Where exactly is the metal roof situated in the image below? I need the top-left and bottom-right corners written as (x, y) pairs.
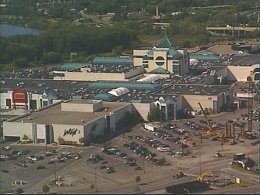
top-left (89, 81), bottom-right (160, 91)
top-left (55, 63), bottom-right (87, 71)
top-left (93, 93), bottom-right (118, 101)
top-left (92, 56), bottom-right (133, 65)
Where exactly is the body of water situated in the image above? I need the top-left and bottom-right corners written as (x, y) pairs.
top-left (0, 24), bottom-right (44, 37)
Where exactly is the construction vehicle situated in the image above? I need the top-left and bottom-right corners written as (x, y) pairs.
top-left (198, 103), bottom-right (215, 138)
top-left (197, 170), bottom-right (215, 182)
top-left (198, 103), bottom-right (224, 140)
top-left (175, 170), bottom-right (185, 179)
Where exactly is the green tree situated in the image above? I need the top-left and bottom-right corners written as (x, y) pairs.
top-left (13, 57), bottom-right (29, 68)
top-left (41, 51), bottom-right (61, 64)
top-left (42, 184), bottom-right (49, 194)
top-left (134, 175), bottom-right (141, 191)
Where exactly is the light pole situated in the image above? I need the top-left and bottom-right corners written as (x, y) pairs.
top-left (95, 167), bottom-right (97, 193)
top-left (53, 161), bottom-right (57, 185)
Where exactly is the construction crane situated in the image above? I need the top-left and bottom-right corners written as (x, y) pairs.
top-left (198, 103), bottom-right (224, 140)
top-left (198, 103), bottom-right (215, 138)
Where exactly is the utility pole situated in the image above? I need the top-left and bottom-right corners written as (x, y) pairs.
top-left (199, 146), bottom-right (202, 175)
top-left (143, 155), bottom-right (145, 174)
top-left (53, 161), bottom-right (57, 184)
top-left (95, 167), bottom-right (97, 193)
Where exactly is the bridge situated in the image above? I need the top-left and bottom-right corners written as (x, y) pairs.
top-left (206, 26), bottom-right (259, 37)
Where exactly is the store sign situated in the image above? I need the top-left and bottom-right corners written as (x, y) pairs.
top-left (63, 128), bottom-right (80, 137)
top-left (12, 88), bottom-right (28, 104)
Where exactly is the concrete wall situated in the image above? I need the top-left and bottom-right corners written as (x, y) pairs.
top-left (0, 92), bottom-right (11, 109)
top-left (3, 121), bottom-right (33, 139)
top-left (132, 102), bottom-right (150, 121)
top-left (125, 67), bottom-right (144, 79)
top-left (227, 64), bottom-right (260, 81)
top-left (54, 72), bottom-right (126, 81)
top-left (61, 101), bottom-right (102, 113)
top-left (112, 103), bottom-right (133, 130)
top-left (133, 49), bottom-right (149, 66)
top-left (183, 95), bottom-right (217, 112)
top-left (52, 124), bottom-right (84, 144)
top-left (36, 124), bottom-right (46, 140)
top-left (84, 117), bottom-right (106, 139)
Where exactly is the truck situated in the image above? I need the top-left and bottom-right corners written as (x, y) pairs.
top-left (144, 123), bottom-right (158, 132)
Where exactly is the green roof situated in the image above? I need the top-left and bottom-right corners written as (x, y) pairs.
top-left (190, 51), bottom-right (220, 61)
top-left (94, 93), bottom-right (117, 101)
top-left (55, 63), bottom-right (87, 71)
top-left (155, 33), bottom-right (172, 48)
top-left (149, 67), bottom-right (168, 74)
top-left (92, 56), bottom-right (133, 65)
top-left (89, 81), bottom-right (160, 91)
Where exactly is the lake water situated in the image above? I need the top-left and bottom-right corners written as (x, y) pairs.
top-left (0, 24), bottom-right (44, 37)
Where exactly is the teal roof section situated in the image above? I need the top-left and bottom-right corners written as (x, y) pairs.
top-left (149, 67), bottom-right (168, 74)
top-left (94, 93), bottom-right (118, 101)
top-left (89, 81), bottom-right (160, 91)
top-left (55, 63), bottom-right (87, 71)
top-left (190, 50), bottom-right (220, 61)
top-left (155, 33), bottom-right (172, 48)
top-left (92, 56), bottom-right (133, 65)
top-left (168, 48), bottom-right (182, 59)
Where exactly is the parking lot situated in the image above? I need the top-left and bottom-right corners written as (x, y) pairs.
top-left (0, 105), bottom-right (259, 194)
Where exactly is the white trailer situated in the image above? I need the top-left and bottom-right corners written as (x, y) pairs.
top-left (144, 123), bottom-right (158, 132)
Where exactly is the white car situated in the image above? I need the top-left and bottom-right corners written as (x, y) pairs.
top-left (157, 146), bottom-right (170, 152)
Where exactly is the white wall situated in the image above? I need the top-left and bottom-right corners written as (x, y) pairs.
top-left (0, 92), bottom-right (11, 109)
top-left (227, 64), bottom-right (260, 81)
top-left (54, 72), bottom-right (126, 81)
top-left (3, 121), bottom-right (33, 139)
top-left (132, 102), bottom-right (150, 121)
top-left (36, 124), bottom-right (46, 140)
top-left (52, 124), bottom-right (84, 144)
top-left (183, 95), bottom-right (217, 112)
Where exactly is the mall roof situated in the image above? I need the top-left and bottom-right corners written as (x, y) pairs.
top-left (54, 63), bottom-right (87, 72)
top-left (190, 50), bottom-right (220, 61)
top-left (14, 101), bottom-right (128, 125)
top-left (156, 84), bottom-right (230, 96)
top-left (89, 81), bottom-right (160, 91)
top-left (93, 93), bottom-right (118, 101)
top-left (92, 56), bottom-right (133, 65)
top-left (229, 54), bottom-right (260, 66)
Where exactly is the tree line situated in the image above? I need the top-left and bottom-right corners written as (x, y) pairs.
top-left (0, 26), bottom-right (137, 69)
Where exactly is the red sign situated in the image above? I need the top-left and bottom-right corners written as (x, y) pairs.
top-left (12, 88), bottom-right (28, 104)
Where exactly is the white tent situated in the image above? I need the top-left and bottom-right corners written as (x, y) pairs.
top-left (190, 58), bottom-right (199, 65)
top-left (108, 87), bottom-right (130, 97)
top-left (137, 74), bottom-right (161, 82)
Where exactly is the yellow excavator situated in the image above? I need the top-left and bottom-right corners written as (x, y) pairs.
top-left (197, 170), bottom-right (216, 182)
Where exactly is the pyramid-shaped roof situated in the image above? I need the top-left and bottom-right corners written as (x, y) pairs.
top-left (155, 33), bottom-right (172, 48)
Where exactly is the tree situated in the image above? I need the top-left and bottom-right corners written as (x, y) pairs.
top-left (13, 57), bottom-right (29, 68)
top-left (42, 184), bottom-right (49, 194)
top-left (134, 175), bottom-right (141, 191)
top-left (41, 51), bottom-right (61, 64)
